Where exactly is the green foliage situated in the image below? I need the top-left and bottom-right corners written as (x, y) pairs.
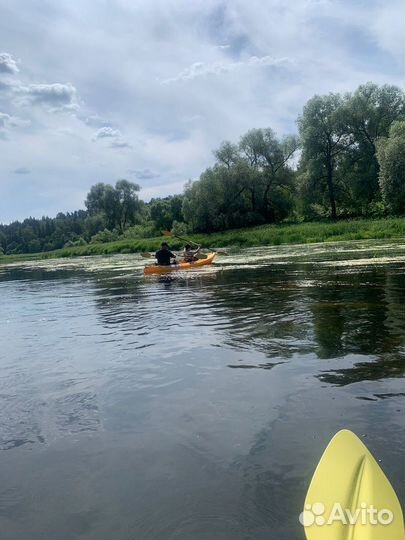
top-left (84, 213), bottom-right (107, 238)
top-left (115, 179), bottom-right (143, 231)
top-left (1, 218), bottom-right (403, 265)
top-left (339, 83), bottom-right (405, 206)
top-left (297, 84), bottom-right (404, 219)
top-left (123, 221), bottom-right (158, 239)
top-left (0, 211), bottom-right (88, 254)
top-left (183, 128), bottom-right (298, 232)
top-left (90, 229), bottom-right (120, 244)
top-left (298, 93), bottom-right (352, 219)
top-left (64, 237), bottom-right (88, 248)
top-left (85, 179), bottom-right (142, 232)
top-left (366, 201), bottom-right (389, 219)
top-left (376, 121), bottom-right (405, 214)
top-left (149, 195), bottom-right (184, 231)
top-left (171, 220), bottom-right (188, 236)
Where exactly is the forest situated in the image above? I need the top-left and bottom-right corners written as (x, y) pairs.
top-left (1, 82), bottom-right (404, 256)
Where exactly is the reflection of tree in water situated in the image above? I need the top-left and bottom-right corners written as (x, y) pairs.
top-left (205, 265), bottom-right (315, 360)
top-left (310, 267), bottom-right (405, 384)
top-left (91, 270), bottom-right (219, 331)
top-left (311, 269), bottom-right (404, 357)
top-left (91, 274), bottom-right (145, 316)
top-left (89, 262), bottom-right (405, 385)
top-left (318, 356), bottom-right (405, 386)
top-left (207, 264), bottom-right (403, 361)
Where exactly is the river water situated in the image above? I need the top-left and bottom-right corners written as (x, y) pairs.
top-left (0, 239), bottom-right (404, 540)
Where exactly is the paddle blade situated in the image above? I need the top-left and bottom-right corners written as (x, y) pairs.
top-left (140, 252), bottom-right (152, 258)
top-left (302, 430), bottom-right (404, 540)
top-left (161, 230), bottom-right (173, 237)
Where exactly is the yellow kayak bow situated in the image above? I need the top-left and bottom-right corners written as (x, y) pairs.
top-left (303, 430), bottom-right (404, 540)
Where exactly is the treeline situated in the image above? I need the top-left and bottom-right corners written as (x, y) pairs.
top-left (0, 181), bottom-right (185, 254)
top-left (183, 82), bottom-right (404, 231)
top-left (1, 82), bottom-right (404, 255)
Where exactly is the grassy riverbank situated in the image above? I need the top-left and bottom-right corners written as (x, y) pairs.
top-left (1, 218), bottom-right (403, 264)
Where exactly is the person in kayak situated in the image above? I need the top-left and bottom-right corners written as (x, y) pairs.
top-left (183, 243), bottom-right (201, 262)
top-left (155, 242), bottom-right (176, 265)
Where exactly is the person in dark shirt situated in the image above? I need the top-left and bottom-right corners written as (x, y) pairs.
top-left (155, 242), bottom-right (176, 265)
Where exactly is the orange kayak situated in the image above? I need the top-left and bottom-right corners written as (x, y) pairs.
top-left (144, 252), bottom-right (216, 275)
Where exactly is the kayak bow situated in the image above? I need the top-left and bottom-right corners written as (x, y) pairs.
top-left (303, 430), bottom-right (404, 540)
top-left (144, 252), bottom-right (216, 275)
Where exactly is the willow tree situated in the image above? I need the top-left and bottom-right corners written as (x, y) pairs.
top-left (85, 180), bottom-right (142, 232)
top-left (298, 94), bottom-right (353, 219)
top-left (239, 128), bottom-right (298, 221)
top-left (340, 83), bottom-right (405, 207)
top-left (376, 121), bottom-right (405, 214)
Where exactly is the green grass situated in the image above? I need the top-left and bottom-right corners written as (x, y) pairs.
top-left (0, 218), bottom-right (403, 264)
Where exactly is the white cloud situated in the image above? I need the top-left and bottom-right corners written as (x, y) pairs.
top-left (0, 52), bottom-right (19, 74)
top-left (93, 126), bottom-right (121, 139)
top-left (0, 111), bottom-right (28, 139)
top-left (20, 82), bottom-right (78, 111)
top-left (110, 139), bottom-right (131, 149)
top-left (92, 126), bottom-right (131, 148)
top-left (13, 167), bottom-right (31, 174)
top-left (162, 55), bottom-right (291, 83)
top-left (83, 114), bottom-right (112, 128)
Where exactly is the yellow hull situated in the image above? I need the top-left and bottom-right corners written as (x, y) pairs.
top-left (144, 252), bottom-right (216, 275)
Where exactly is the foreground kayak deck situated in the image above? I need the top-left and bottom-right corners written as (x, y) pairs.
top-left (144, 252), bottom-right (216, 274)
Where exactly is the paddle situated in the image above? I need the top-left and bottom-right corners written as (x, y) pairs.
top-left (140, 251), bottom-right (207, 260)
top-left (302, 429), bottom-right (404, 540)
top-left (161, 229), bottom-right (201, 248)
top-left (161, 230), bottom-right (228, 256)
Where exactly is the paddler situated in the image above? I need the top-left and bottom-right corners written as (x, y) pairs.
top-left (183, 243), bottom-right (201, 262)
top-left (155, 242), bottom-right (176, 265)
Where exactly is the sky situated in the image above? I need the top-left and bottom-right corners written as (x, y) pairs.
top-left (0, 0), bottom-right (403, 223)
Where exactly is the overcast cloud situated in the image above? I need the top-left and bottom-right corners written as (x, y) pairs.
top-left (0, 0), bottom-right (403, 222)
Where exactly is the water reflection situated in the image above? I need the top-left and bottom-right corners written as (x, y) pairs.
top-left (318, 356), bottom-right (405, 386)
top-left (87, 259), bottom-right (405, 385)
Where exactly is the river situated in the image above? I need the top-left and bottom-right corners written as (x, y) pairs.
top-left (0, 239), bottom-right (404, 540)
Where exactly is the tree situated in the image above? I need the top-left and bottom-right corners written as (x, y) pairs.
top-left (149, 195), bottom-right (184, 231)
top-left (0, 230), bottom-right (6, 254)
top-left (341, 83), bottom-right (405, 207)
top-left (85, 183), bottom-right (119, 230)
top-left (298, 94), bottom-right (353, 219)
top-left (239, 128), bottom-right (298, 221)
top-left (182, 128), bottom-right (297, 232)
top-left (344, 83), bottom-right (404, 151)
top-left (182, 170), bottom-right (230, 232)
top-left (84, 213), bottom-right (107, 239)
top-left (214, 141), bottom-right (240, 169)
top-left (85, 180), bottom-right (142, 232)
top-left (376, 121), bottom-right (405, 214)
top-left (115, 179), bottom-right (141, 232)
